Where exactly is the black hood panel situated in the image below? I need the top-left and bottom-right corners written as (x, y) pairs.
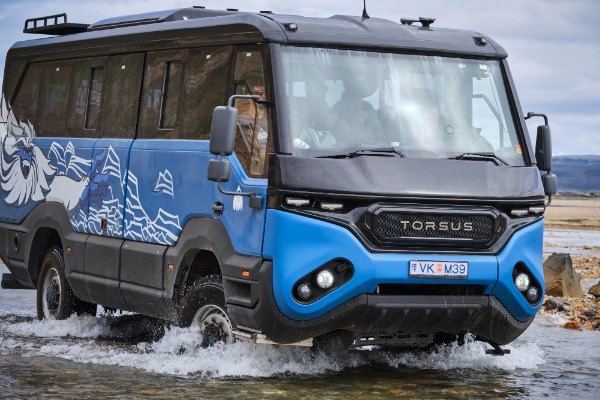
top-left (273, 155), bottom-right (544, 200)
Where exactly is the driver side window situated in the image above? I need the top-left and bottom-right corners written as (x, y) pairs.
top-left (233, 49), bottom-right (272, 178)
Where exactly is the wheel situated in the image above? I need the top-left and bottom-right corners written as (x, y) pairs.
top-left (36, 246), bottom-right (97, 320)
top-left (178, 275), bottom-right (235, 347)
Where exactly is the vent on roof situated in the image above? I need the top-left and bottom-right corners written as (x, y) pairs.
top-left (23, 13), bottom-right (89, 35)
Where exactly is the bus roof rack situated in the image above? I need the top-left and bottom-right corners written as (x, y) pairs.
top-left (24, 13), bottom-right (89, 35)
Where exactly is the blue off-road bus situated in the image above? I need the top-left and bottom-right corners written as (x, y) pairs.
top-left (0, 7), bottom-right (556, 352)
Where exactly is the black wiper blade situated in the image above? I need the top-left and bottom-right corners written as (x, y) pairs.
top-left (448, 152), bottom-right (508, 166)
top-left (317, 147), bottom-right (405, 159)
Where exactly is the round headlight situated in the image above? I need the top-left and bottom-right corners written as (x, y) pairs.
top-left (514, 273), bottom-right (530, 292)
top-left (526, 286), bottom-right (540, 303)
top-left (297, 284), bottom-right (312, 300)
top-left (316, 270), bottom-right (335, 289)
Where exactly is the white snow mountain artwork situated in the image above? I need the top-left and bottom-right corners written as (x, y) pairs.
top-left (0, 96), bottom-right (181, 245)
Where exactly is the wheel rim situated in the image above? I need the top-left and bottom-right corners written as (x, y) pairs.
top-left (42, 267), bottom-right (61, 319)
top-left (191, 304), bottom-right (233, 347)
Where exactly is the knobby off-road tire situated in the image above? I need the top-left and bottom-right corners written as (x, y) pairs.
top-left (178, 275), bottom-right (235, 347)
top-left (36, 246), bottom-right (97, 320)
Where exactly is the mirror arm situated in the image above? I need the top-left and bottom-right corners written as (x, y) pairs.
top-left (525, 112), bottom-right (548, 125)
top-left (217, 180), bottom-right (263, 209)
top-left (227, 94), bottom-right (260, 108)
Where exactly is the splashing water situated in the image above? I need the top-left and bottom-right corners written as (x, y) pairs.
top-left (0, 311), bottom-right (545, 379)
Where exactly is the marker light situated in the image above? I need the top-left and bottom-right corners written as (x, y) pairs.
top-left (528, 206), bottom-right (545, 214)
top-left (514, 273), bottom-right (530, 292)
top-left (319, 202), bottom-right (343, 211)
top-left (510, 209), bottom-right (529, 217)
top-left (316, 270), bottom-right (335, 289)
top-left (285, 197), bottom-right (310, 207)
top-left (297, 284), bottom-right (312, 300)
top-left (526, 286), bottom-right (540, 303)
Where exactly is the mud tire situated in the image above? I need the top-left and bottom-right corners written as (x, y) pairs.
top-left (178, 275), bottom-right (235, 347)
top-left (36, 246), bottom-right (97, 320)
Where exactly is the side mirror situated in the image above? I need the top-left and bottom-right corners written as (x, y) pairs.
top-left (207, 158), bottom-right (231, 182)
top-left (535, 124), bottom-right (552, 172)
top-left (209, 106), bottom-right (237, 156)
top-left (541, 173), bottom-right (557, 196)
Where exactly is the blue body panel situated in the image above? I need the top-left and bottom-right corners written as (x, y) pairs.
top-left (217, 153), bottom-right (268, 256)
top-left (0, 132), bottom-right (267, 255)
top-left (89, 139), bottom-right (133, 237)
top-left (263, 209), bottom-right (544, 322)
top-left (126, 140), bottom-right (267, 253)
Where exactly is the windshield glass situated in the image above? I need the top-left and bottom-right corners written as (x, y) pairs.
top-left (280, 46), bottom-right (526, 166)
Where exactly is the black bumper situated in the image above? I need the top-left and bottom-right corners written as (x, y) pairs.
top-left (225, 261), bottom-right (533, 345)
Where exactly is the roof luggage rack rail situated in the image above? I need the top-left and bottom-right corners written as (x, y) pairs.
top-left (24, 13), bottom-right (89, 35)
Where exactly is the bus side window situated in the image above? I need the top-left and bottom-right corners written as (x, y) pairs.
top-left (180, 46), bottom-right (231, 140)
top-left (38, 63), bottom-right (72, 137)
top-left (138, 51), bottom-right (185, 139)
top-left (67, 59), bottom-right (106, 138)
top-left (101, 53), bottom-right (144, 139)
top-left (9, 63), bottom-right (42, 134)
top-left (232, 49), bottom-right (272, 178)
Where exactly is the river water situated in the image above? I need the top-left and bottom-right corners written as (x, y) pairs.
top-left (1, 230), bottom-right (599, 399)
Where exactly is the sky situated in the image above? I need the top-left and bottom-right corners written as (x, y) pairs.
top-left (0, 0), bottom-right (598, 156)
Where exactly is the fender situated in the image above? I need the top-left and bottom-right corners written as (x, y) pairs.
top-left (163, 217), bottom-right (263, 305)
top-left (0, 201), bottom-right (87, 292)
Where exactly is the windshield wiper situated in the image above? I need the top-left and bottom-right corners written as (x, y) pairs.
top-left (447, 152), bottom-right (509, 166)
top-left (317, 147), bottom-right (405, 159)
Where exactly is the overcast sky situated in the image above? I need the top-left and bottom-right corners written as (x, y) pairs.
top-left (0, 0), bottom-right (598, 156)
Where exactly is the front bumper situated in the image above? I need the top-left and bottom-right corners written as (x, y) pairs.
top-left (226, 261), bottom-right (534, 345)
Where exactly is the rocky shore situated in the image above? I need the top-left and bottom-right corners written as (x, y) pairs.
top-left (540, 253), bottom-right (600, 331)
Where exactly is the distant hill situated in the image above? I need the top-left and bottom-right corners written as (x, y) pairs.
top-left (551, 155), bottom-right (600, 191)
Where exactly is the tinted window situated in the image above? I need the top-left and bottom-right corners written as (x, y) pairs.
top-left (10, 63), bottom-right (42, 133)
top-left (38, 63), bottom-right (72, 137)
top-left (67, 59), bottom-right (106, 138)
top-left (233, 49), bottom-right (272, 178)
top-left (139, 51), bottom-right (185, 139)
top-left (85, 67), bottom-right (105, 130)
top-left (101, 53), bottom-right (144, 139)
top-left (160, 61), bottom-right (182, 129)
top-left (4, 59), bottom-right (26, 106)
top-left (180, 46), bottom-right (231, 140)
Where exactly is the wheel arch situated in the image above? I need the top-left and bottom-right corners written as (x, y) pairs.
top-left (20, 202), bottom-right (74, 286)
top-left (164, 217), bottom-right (263, 306)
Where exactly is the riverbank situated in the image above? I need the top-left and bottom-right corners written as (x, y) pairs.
top-left (544, 197), bottom-right (600, 231)
top-left (542, 197), bottom-right (600, 330)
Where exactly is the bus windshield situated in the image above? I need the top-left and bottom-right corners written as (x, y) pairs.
top-left (281, 46), bottom-right (526, 166)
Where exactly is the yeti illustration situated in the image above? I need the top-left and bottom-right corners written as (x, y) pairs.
top-left (0, 96), bottom-right (106, 213)
top-left (1, 136), bottom-right (55, 207)
top-left (1, 98), bottom-right (55, 207)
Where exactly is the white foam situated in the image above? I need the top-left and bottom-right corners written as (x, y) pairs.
top-left (369, 338), bottom-right (545, 371)
top-left (1, 314), bottom-right (109, 338)
top-left (0, 312), bottom-right (547, 378)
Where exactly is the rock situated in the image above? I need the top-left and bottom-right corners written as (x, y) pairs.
top-left (563, 320), bottom-right (581, 330)
top-left (543, 253), bottom-right (583, 298)
top-left (589, 281), bottom-right (600, 297)
top-left (544, 297), bottom-right (566, 311)
top-left (583, 309), bottom-right (597, 318)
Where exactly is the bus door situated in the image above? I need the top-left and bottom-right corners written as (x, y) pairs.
top-left (83, 54), bottom-right (143, 309)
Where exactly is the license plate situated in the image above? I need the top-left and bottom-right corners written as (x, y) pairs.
top-left (409, 260), bottom-right (468, 279)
